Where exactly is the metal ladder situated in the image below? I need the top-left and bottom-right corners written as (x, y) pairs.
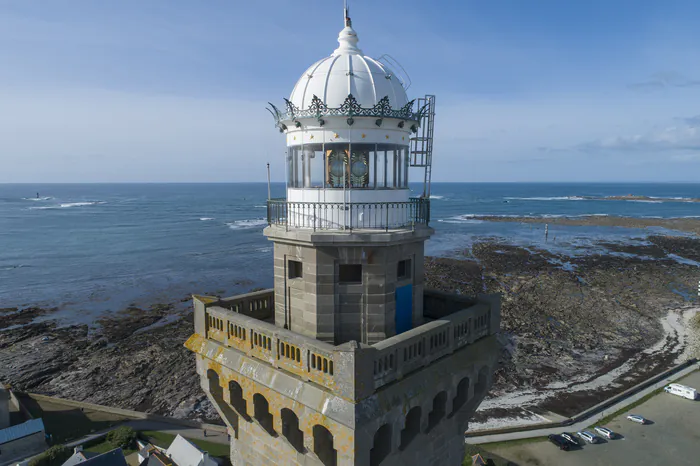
top-left (409, 95), bottom-right (435, 198)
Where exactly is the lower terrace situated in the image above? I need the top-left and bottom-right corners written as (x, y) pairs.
top-left (189, 288), bottom-right (499, 402)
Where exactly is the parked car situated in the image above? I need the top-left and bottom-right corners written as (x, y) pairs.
top-left (560, 432), bottom-right (579, 446)
top-left (594, 426), bottom-right (616, 439)
top-left (548, 434), bottom-right (571, 451)
top-left (664, 383), bottom-right (698, 400)
top-left (626, 414), bottom-right (647, 424)
top-left (577, 431), bottom-right (598, 444)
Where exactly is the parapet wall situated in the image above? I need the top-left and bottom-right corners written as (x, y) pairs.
top-left (190, 289), bottom-right (500, 402)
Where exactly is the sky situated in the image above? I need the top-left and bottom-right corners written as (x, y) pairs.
top-left (1, 0), bottom-right (700, 183)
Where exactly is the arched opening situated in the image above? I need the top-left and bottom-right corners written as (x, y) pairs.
top-left (253, 393), bottom-right (275, 436)
top-left (281, 408), bottom-right (304, 453)
top-left (206, 369), bottom-right (238, 438)
top-left (474, 366), bottom-right (489, 398)
top-left (399, 406), bottom-right (421, 450)
top-left (450, 377), bottom-right (470, 416)
top-left (229, 380), bottom-right (250, 421)
top-left (206, 369), bottom-right (223, 400)
top-left (313, 425), bottom-right (337, 466)
top-left (427, 391), bottom-right (447, 431)
top-left (369, 424), bottom-right (392, 466)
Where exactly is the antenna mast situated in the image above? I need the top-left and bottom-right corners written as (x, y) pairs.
top-left (344, 0), bottom-right (351, 27)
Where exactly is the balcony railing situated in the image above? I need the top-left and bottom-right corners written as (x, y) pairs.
top-left (266, 198), bottom-right (430, 231)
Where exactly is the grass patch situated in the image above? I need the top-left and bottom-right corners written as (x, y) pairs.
top-left (19, 395), bottom-right (129, 444)
top-left (588, 387), bottom-right (663, 428)
top-left (83, 439), bottom-right (137, 455)
top-left (476, 436), bottom-right (548, 450)
top-left (139, 431), bottom-right (229, 457)
top-left (464, 437), bottom-right (547, 466)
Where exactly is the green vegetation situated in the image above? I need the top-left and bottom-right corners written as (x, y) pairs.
top-left (464, 443), bottom-right (518, 466)
top-left (589, 388), bottom-right (663, 428)
top-left (465, 437), bottom-right (547, 465)
top-left (83, 439), bottom-right (137, 455)
top-left (20, 395), bottom-right (128, 443)
top-left (140, 430), bottom-right (230, 457)
top-left (28, 445), bottom-right (71, 466)
top-left (106, 426), bottom-right (136, 450)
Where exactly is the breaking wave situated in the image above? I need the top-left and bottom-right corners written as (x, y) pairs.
top-left (29, 201), bottom-right (105, 210)
top-left (504, 196), bottom-right (586, 201)
top-left (225, 219), bottom-right (268, 230)
top-left (199, 217), bottom-right (215, 221)
top-left (22, 196), bottom-right (53, 201)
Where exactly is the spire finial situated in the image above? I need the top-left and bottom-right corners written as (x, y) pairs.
top-left (344, 0), bottom-right (352, 27)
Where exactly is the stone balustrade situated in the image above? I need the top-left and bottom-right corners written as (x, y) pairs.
top-left (371, 301), bottom-right (494, 388)
top-left (197, 290), bottom-right (499, 400)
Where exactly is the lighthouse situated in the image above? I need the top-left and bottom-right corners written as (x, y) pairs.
top-left (186, 6), bottom-right (501, 465)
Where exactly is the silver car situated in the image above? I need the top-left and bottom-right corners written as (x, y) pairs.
top-left (577, 431), bottom-right (597, 444)
top-left (626, 414), bottom-right (647, 424)
top-left (594, 426), bottom-right (615, 439)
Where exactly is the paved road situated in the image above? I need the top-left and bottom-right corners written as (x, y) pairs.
top-left (484, 370), bottom-right (700, 465)
top-left (465, 363), bottom-right (699, 444)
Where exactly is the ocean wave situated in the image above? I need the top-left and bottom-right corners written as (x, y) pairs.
top-left (1, 264), bottom-right (29, 271)
top-left (457, 213), bottom-right (610, 220)
top-left (429, 195), bottom-right (445, 200)
top-left (199, 217), bottom-right (215, 221)
top-left (504, 196), bottom-right (586, 201)
top-left (29, 201), bottom-right (105, 210)
top-left (254, 205), bottom-right (267, 208)
top-left (438, 216), bottom-right (485, 224)
top-left (22, 196), bottom-right (53, 201)
top-left (226, 219), bottom-right (268, 230)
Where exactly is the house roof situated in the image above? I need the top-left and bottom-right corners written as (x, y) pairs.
top-left (165, 435), bottom-right (206, 466)
top-left (472, 454), bottom-right (487, 466)
top-left (80, 448), bottom-right (127, 466)
top-left (146, 451), bottom-right (175, 466)
top-left (62, 450), bottom-right (99, 466)
top-left (0, 418), bottom-right (45, 445)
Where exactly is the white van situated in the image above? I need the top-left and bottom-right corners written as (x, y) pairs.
top-left (664, 383), bottom-right (697, 400)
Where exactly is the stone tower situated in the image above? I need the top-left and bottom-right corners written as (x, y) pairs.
top-left (186, 7), bottom-right (501, 466)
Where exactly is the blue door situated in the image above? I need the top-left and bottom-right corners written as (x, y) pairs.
top-left (395, 284), bottom-right (413, 334)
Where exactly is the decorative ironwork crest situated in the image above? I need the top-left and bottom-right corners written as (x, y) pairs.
top-left (309, 95), bottom-right (328, 116)
top-left (268, 94), bottom-right (422, 130)
top-left (339, 94), bottom-right (362, 116)
top-left (283, 98), bottom-right (299, 119)
top-left (372, 96), bottom-right (392, 116)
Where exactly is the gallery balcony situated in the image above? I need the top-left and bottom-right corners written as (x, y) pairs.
top-left (266, 197), bottom-right (430, 231)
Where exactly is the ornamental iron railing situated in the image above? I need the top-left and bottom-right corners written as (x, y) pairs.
top-left (266, 94), bottom-right (426, 132)
top-left (267, 198), bottom-right (430, 231)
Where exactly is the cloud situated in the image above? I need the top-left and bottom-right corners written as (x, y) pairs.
top-left (627, 72), bottom-right (700, 92)
top-left (576, 115), bottom-right (700, 155)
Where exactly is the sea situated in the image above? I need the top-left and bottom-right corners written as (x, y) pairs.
top-left (1, 182), bottom-right (699, 324)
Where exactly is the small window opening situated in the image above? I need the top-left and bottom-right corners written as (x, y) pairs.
top-left (397, 259), bottom-right (411, 280)
top-left (288, 260), bottom-right (303, 279)
top-left (339, 264), bottom-right (362, 284)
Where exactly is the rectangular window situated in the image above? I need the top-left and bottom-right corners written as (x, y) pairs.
top-left (397, 259), bottom-right (411, 280)
top-left (339, 264), bottom-right (362, 284)
top-left (288, 260), bottom-right (303, 279)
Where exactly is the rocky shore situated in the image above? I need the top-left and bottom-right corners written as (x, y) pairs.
top-left (1, 235), bottom-right (698, 426)
top-left (462, 215), bottom-right (700, 236)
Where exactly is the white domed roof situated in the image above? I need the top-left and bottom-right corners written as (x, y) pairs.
top-left (289, 21), bottom-right (409, 111)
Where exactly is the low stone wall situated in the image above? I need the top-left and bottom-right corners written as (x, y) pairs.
top-left (465, 358), bottom-right (699, 439)
top-left (21, 393), bottom-right (227, 433)
top-left (198, 292), bottom-right (500, 400)
top-left (7, 388), bottom-right (34, 421)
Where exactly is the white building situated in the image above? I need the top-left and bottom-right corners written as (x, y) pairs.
top-left (164, 435), bottom-right (217, 466)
